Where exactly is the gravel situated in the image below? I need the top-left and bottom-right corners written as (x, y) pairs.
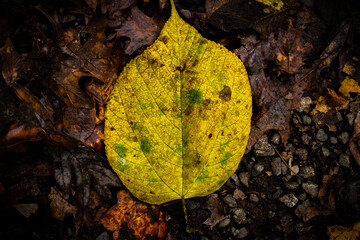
top-left (254, 163), bottom-right (264, 173)
top-left (302, 115), bottom-right (312, 125)
top-left (239, 172), bottom-right (251, 187)
top-left (271, 158), bottom-right (282, 176)
top-left (254, 135), bottom-right (275, 156)
top-left (295, 148), bottom-right (308, 161)
top-left (321, 146), bottom-right (330, 157)
top-left (224, 194), bottom-right (237, 208)
top-left (233, 189), bottom-right (246, 200)
top-left (231, 227), bottom-right (248, 239)
top-left (347, 113), bottom-right (355, 126)
top-left (302, 182), bottom-right (319, 198)
top-left (339, 154), bottom-right (350, 168)
top-left (233, 208), bottom-right (247, 224)
top-left (249, 194), bottom-right (259, 203)
top-left (219, 217), bottom-right (231, 228)
top-left (285, 182), bottom-right (299, 190)
top-left (330, 137), bottom-right (338, 144)
top-left (295, 200), bottom-right (311, 218)
top-left (279, 194), bottom-right (298, 208)
top-left (338, 132), bottom-right (349, 144)
top-left (301, 133), bottom-right (311, 145)
top-left (271, 134), bottom-right (281, 145)
top-left (316, 129), bottom-right (328, 142)
top-left (299, 166), bottom-right (315, 178)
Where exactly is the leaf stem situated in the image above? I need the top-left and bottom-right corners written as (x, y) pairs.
top-left (182, 197), bottom-right (189, 232)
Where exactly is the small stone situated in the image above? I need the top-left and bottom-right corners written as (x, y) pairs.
top-left (96, 232), bottom-right (109, 240)
top-left (233, 189), bottom-right (246, 200)
top-left (281, 162), bottom-right (288, 175)
top-left (233, 208), bottom-right (247, 224)
top-left (254, 135), bottom-right (275, 156)
top-left (301, 133), bottom-right (311, 145)
top-left (249, 194), bottom-right (259, 203)
top-left (254, 163), bottom-right (264, 173)
top-left (347, 113), bottom-right (355, 126)
top-left (322, 146), bottom-right (330, 157)
top-left (285, 182), bottom-right (299, 190)
top-left (295, 148), bottom-right (308, 161)
top-left (298, 193), bottom-right (307, 201)
top-left (339, 154), bottom-right (350, 168)
top-left (201, 236), bottom-right (209, 240)
top-left (231, 227), bottom-right (248, 239)
top-left (14, 203), bottom-right (38, 218)
top-left (339, 132), bottom-right (350, 144)
top-left (298, 97), bottom-right (312, 112)
top-left (219, 217), bottom-right (231, 228)
top-left (239, 172), bottom-right (251, 187)
top-left (330, 137), bottom-right (338, 144)
top-left (285, 143), bottom-right (294, 152)
top-left (273, 187), bottom-right (283, 199)
top-left (295, 200), bottom-right (311, 218)
top-left (231, 173), bottom-right (240, 186)
top-left (271, 158), bottom-right (282, 176)
top-left (224, 194), bottom-right (237, 208)
top-left (290, 165), bottom-right (299, 176)
top-left (316, 129), bottom-right (328, 142)
top-left (302, 115), bottom-right (312, 125)
top-left (299, 166), bottom-right (315, 178)
top-left (302, 182), bottom-right (319, 198)
top-left (187, 200), bottom-right (198, 210)
top-left (279, 194), bottom-right (298, 208)
top-left (271, 134), bottom-right (281, 145)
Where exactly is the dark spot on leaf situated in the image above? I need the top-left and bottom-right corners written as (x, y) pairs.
top-left (110, 127), bottom-right (115, 131)
top-left (150, 58), bottom-right (158, 65)
top-left (140, 138), bottom-right (152, 154)
top-left (150, 191), bottom-right (154, 194)
top-left (159, 36), bottom-right (168, 44)
top-left (219, 85), bottom-right (231, 101)
top-left (191, 60), bottom-right (198, 68)
top-left (184, 106), bottom-right (194, 116)
top-left (160, 64), bottom-right (164, 67)
top-left (208, 133), bottom-right (213, 138)
top-left (176, 66), bottom-right (181, 71)
top-left (199, 39), bottom-right (207, 45)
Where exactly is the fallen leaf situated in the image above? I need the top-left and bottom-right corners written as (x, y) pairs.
top-left (326, 88), bottom-right (347, 107)
top-left (100, 190), bottom-right (167, 240)
top-left (328, 222), bottom-right (360, 240)
top-left (111, 5), bottom-right (162, 55)
top-left (311, 96), bottom-right (331, 115)
top-left (14, 203), bottom-right (38, 218)
top-left (339, 76), bottom-right (360, 98)
top-left (105, 0), bottom-right (252, 204)
top-left (203, 194), bottom-right (225, 229)
top-left (48, 186), bottom-right (77, 220)
top-left (349, 111), bottom-right (360, 166)
top-left (302, 206), bottom-right (331, 222)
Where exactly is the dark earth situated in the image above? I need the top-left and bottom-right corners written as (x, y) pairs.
top-left (1, 0), bottom-right (360, 239)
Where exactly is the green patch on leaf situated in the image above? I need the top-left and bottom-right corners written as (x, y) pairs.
top-left (115, 144), bottom-right (127, 158)
top-left (187, 89), bottom-right (203, 106)
top-left (115, 158), bottom-right (131, 172)
top-left (195, 169), bottom-right (209, 183)
top-left (140, 138), bottom-right (152, 154)
top-left (220, 152), bottom-right (234, 166)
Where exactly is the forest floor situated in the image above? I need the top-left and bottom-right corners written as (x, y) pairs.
top-left (0, 0), bottom-right (360, 239)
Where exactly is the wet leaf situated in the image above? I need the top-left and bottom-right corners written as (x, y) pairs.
top-left (328, 222), bottom-right (360, 240)
top-left (101, 190), bottom-right (167, 240)
top-left (105, 0), bottom-right (252, 204)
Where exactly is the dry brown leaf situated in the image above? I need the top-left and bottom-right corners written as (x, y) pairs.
top-left (101, 190), bottom-right (167, 240)
top-left (48, 186), bottom-right (77, 220)
top-left (203, 194), bottom-right (225, 229)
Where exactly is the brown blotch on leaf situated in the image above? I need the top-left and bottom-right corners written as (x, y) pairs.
top-left (219, 85), bottom-right (232, 101)
top-left (159, 36), bottom-right (168, 44)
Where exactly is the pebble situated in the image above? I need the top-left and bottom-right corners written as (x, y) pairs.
top-left (295, 200), bottom-right (311, 218)
top-left (271, 134), bottom-right (281, 145)
top-left (282, 162), bottom-right (288, 175)
top-left (254, 163), bottom-right (264, 173)
top-left (273, 187), bottom-right (283, 199)
top-left (233, 189), bottom-right (246, 200)
top-left (330, 137), bottom-right (338, 144)
top-left (316, 129), bottom-right (328, 142)
top-left (254, 135), bottom-right (275, 156)
top-left (298, 193), bottom-right (307, 201)
top-left (302, 182), bottom-right (319, 198)
top-left (339, 154), bottom-right (350, 168)
top-left (322, 146), bottom-right (330, 157)
top-left (271, 158), bottom-right (282, 176)
top-left (302, 115), bottom-right (312, 125)
top-left (339, 132), bottom-right (350, 144)
top-left (249, 194), bottom-right (259, 203)
top-left (285, 182), bottom-right (299, 190)
top-left (231, 227), bottom-right (248, 239)
top-left (301, 133), bottom-right (311, 145)
top-left (279, 194), bottom-right (298, 208)
top-left (224, 194), bottom-right (237, 208)
top-left (239, 172), bottom-right (251, 187)
top-left (95, 232), bottom-right (109, 240)
top-left (299, 166), bottom-right (315, 178)
top-left (231, 173), bottom-right (240, 186)
top-left (298, 97), bottom-right (312, 112)
top-left (201, 236), bottom-right (209, 240)
top-left (347, 113), bottom-right (355, 126)
top-left (233, 208), bottom-right (247, 224)
top-left (219, 217), bottom-right (231, 228)
top-left (295, 148), bottom-right (308, 161)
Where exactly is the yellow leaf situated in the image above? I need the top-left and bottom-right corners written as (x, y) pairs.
top-left (339, 76), bottom-right (360, 98)
top-left (255, 0), bottom-right (284, 11)
top-left (328, 222), bottom-right (360, 240)
top-left (104, 0), bottom-right (252, 204)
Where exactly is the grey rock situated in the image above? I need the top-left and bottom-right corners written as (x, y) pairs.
top-left (316, 129), bottom-right (328, 142)
top-left (231, 173), bottom-right (240, 186)
top-left (279, 194), bottom-right (298, 208)
top-left (299, 166), bottom-right (315, 178)
top-left (339, 154), bottom-right (350, 168)
top-left (233, 208), bottom-right (247, 224)
top-left (249, 193), bottom-right (259, 203)
top-left (271, 158), bottom-right (282, 176)
top-left (330, 137), bottom-right (338, 144)
top-left (298, 97), bottom-right (312, 112)
top-left (254, 135), bottom-right (275, 156)
top-left (281, 162), bottom-right (288, 175)
top-left (339, 132), bottom-right (350, 144)
top-left (285, 143), bottom-right (294, 152)
top-left (233, 189), bottom-right (246, 200)
top-left (231, 227), bottom-right (248, 239)
top-left (187, 200), bottom-right (198, 210)
top-left (347, 113), bottom-right (355, 126)
top-left (224, 194), bottom-right (237, 208)
top-left (322, 146), bottom-right (330, 157)
top-left (302, 115), bottom-right (312, 125)
top-left (298, 193), bottom-right (307, 201)
top-left (14, 203), bottom-right (38, 218)
top-left (273, 187), bottom-right (283, 199)
top-left (295, 200), bottom-right (311, 218)
top-left (295, 148), bottom-right (308, 161)
top-left (285, 182), bottom-right (299, 190)
top-left (302, 182), bottom-right (319, 198)
top-left (302, 133), bottom-right (311, 145)
top-left (239, 172), bottom-right (251, 187)
top-left (95, 232), bottom-right (109, 240)
top-left (219, 217), bottom-right (231, 228)
top-left (254, 163), bottom-right (264, 173)
top-left (271, 134), bottom-right (281, 145)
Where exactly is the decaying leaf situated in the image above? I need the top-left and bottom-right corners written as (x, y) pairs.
top-left (105, 0), bottom-right (252, 204)
top-left (328, 222), bottom-right (360, 240)
top-left (100, 190), bottom-right (167, 240)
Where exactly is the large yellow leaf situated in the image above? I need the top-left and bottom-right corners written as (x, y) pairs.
top-left (104, 0), bottom-right (252, 204)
